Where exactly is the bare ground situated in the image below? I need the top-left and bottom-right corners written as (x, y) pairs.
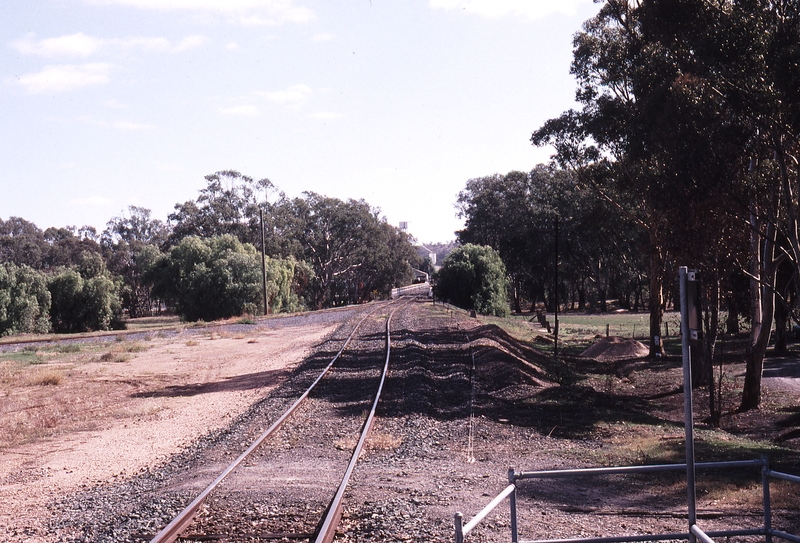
top-left (0, 316), bottom-right (339, 542)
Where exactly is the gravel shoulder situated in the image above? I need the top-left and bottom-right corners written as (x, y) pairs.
top-left (0, 314), bottom-right (343, 542)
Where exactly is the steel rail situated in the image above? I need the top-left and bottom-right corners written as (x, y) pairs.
top-left (149, 302), bottom-right (390, 543)
top-left (314, 298), bottom-right (411, 543)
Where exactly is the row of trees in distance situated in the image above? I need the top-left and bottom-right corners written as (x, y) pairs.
top-left (0, 171), bottom-right (420, 334)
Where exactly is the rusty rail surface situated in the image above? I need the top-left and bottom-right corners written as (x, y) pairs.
top-left (149, 301), bottom-right (393, 543)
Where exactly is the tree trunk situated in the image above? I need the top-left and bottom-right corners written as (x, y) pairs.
top-left (703, 273), bottom-right (720, 425)
top-left (648, 242), bottom-right (665, 357)
top-left (741, 213), bottom-right (777, 411)
top-left (726, 295), bottom-right (739, 335)
top-left (774, 299), bottom-right (788, 352)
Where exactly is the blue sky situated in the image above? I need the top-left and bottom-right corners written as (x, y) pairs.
top-left (2, 0), bottom-right (598, 243)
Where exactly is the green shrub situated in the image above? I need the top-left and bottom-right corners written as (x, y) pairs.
top-left (48, 252), bottom-right (125, 333)
top-left (434, 244), bottom-right (510, 317)
top-left (148, 235), bottom-right (302, 322)
top-left (0, 262), bottom-right (51, 336)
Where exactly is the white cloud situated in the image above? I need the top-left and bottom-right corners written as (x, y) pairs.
top-left (15, 63), bottom-right (113, 94)
top-left (171, 35), bottom-right (209, 52)
top-left (104, 98), bottom-right (128, 108)
top-left (308, 111), bottom-right (344, 120)
top-left (257, 84), bottom-right (312, 106)
top-left (311, 33), bottom-right (335, 42)
top-left (429, 0), bottom-right (592, 20)
top-left (69, 195), bottom-right (114, 207)
top-left (75, 115), bottom-right (156, 129)
top-left (225, 42), bottom-right (239, 50)
top-left (114, 120), bottom-right (156, 130)
top-left (12, 33), bottom-right (209, 57)
top-left (241, 14), bottom-right (278, 26)
top-left (114, 36), bottom-right (171, 52)
top-left (219, 104), bottom-right (261, 116)
top-left (12, 32), bottom-right (101, 57)
top-left (76, 115), bottom-right (107, 126)
top-left (89, 0), bottom-right (315, 23)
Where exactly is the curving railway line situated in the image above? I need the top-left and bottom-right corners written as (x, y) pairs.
top-left (149, 296), bottom-right (416, 543)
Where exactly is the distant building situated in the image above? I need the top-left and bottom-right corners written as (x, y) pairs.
top-left (399, 221), bottom-right (408, 231)
top-left (417, 244), bottom-right (436, 266)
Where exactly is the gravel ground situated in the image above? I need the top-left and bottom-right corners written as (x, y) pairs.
top-left (4, 300), bottom-right (799, 542)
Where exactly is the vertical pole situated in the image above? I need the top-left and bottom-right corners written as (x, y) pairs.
top-left (509, 467), bottom-right (519, 543)
top-left (454, 512), bottom-right (464, 543)
top-left (554, 215), bottom-right (559, 361)
top-left (680, 267), bottom-right (697, 543)
top-left (260, 208), bottom-right (268, 316)
top-left (762, 455), bottom-right (773, 543)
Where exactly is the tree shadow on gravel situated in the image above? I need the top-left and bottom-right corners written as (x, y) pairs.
top-left (373, 324), bottom-right (677, 439)
top-left (130, 368), bottom-right (291, 398)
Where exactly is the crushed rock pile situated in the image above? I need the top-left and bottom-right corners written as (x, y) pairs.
top-left (579, 336), bottom-right (649, 362)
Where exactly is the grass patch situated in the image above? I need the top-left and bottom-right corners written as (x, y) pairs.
top-left (28, 369), bottom-right (64, 386)
top-left (99, 351), bottom-right (132, 363)
top-left (0, 350), bottom-right (46, 365)
top-left (367, 432), bottom-right (403, 451)
top-left (236, 315), bottom-right (258, 325)
top-left (125, 315), bottom-right (182, 331)
top-left (185, 339), bottom-right (198, 347)
top-left (122, 342), bottom-right (147, 353)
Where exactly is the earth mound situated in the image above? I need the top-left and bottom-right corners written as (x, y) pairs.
top-left (579, 336), bottom-right (649, 362)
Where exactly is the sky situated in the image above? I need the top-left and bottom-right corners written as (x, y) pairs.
top-left (2, 0), bottom-right (600, 244)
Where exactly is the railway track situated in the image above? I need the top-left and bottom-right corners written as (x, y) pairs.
top-left (148, 298), bottom-right (413, 543)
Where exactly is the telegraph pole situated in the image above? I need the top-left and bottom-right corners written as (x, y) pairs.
top-left (260, 208), bottom-right (268, 316)
top-left (554, 215), bottom-right (559, 361)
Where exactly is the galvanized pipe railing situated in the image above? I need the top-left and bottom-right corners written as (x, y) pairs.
top-left (454, 458), bottom-right (800, 543)
top-left (454, 484), bottom-right (516, 543)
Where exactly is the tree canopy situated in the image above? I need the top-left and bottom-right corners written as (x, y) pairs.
top-left (435, 244), bottom-right (510, 317)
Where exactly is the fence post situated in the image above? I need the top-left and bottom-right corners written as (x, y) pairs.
top-left (680, 267), bottom-right (698, 543)
top-left (454, 512), bottom-right (464, 543)
top-left (509, 467), bottom-right (519, 543)
top-left (762, 455), bottom-right (772, 543)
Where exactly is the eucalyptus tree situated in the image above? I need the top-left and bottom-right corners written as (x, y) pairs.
top-left (168, 170), bottom-right (275, 246)
top-left (532, 0), bottom-right (756, 361)
top-left (636, 0), bottom-right (800, 409)
top-left (456, 170), bottom-right (540, 312)
top-left (287, 193), bottom-right (417, 309)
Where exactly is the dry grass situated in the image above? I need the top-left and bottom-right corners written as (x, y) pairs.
top-left (334, 437), bottom-right (356, 450)
top-left (98, 341), bottom-right (148, 362)
top-left (367, 432), bottom-right (403, 451)
top-left (334, 432), bottom-right (403, 452)
top-left (27, 369), bottom-right (64, 386)
top-left (185, 339), bottom-right (198, 347)
top-left (100, 352), bottom-right (131, 363)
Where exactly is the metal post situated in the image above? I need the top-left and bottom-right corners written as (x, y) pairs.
top-left (509, 467), bottom-right (519, 543)
top-left (554, 215), bottom-right (559, 361)
top-left (454, 512), bottom-right (464, 543)
top-left (259, 208), bottom-right (268, 315)
top-left (762, 455), bottom-right (773, 543)
top-left (680, 267), bottom-right (698, 543)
